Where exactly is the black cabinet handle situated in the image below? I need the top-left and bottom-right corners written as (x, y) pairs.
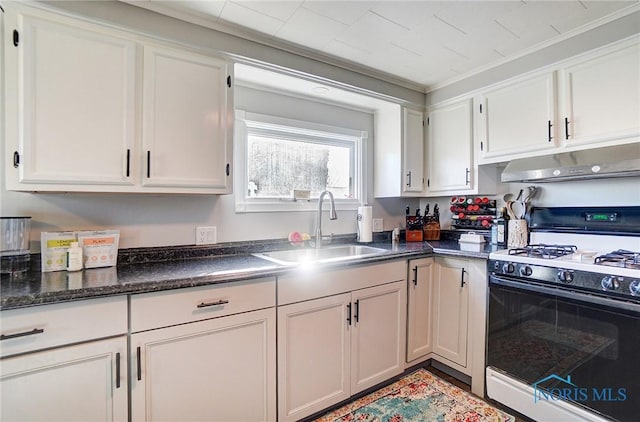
top-left (412, 266), bottom-right (418, 286)
top-left (346, 302), bottom-right (352, 326)
top-left (465, 168), bottom-right (470, 185)
top-left (13, 30), bottom-right (19, 47)
top-left (547, 120), bottom-right (553, 142)
top-left (564, 117), bottom-right (570, 140)
top-left (115, 352), bottom-right (121, 389)
top-left (406, 171), bottom-right (412, 187)
top-left (146, 151), bottom-right (151, 178)
top-left (354, 300), bottom-right (360, 323)
top-left (197, 299), bottom-right (229, 308)
top-left (13, 151), bottom-right (20, 168)
top-left (126, 149), bottom-right (130, 177)
top-left (461, 268), bottom-right (467, 288)
top-left (1, 328), bottom-right (44, 341)
top-left (136, 346), bottom-right (142, 381)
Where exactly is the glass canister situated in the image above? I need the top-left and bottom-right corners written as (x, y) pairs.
top-left (1, 217), bottom-right (32, 274)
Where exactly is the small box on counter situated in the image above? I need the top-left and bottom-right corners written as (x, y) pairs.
top-left (40, 229), bottom-right (120, 272)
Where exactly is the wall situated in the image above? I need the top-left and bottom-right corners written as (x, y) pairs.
top-left (0, 1), bottom-right (422, 251)
top-left (422, 176), bottom-right (640, 230)
top-left (0, 83), bottom-right (417, 250)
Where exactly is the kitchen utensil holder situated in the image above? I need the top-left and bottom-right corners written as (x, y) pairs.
top-left (508, 220), bottom-right (528, 248)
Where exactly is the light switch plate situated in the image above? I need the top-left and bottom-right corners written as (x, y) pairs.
top-left (372, 218), bottom-right (384, 232)
top-left (196, 226), bottom-right (217, 245)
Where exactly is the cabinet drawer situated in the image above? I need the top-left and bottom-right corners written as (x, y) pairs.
top-left (0, 296), bottom-right (127, 358)
top-left (278, 260), bottom-right (406, 305)
top-left (130, 277), bottom-right (276, 332)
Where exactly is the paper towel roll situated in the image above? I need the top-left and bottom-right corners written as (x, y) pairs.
top-left (357, 206), bottom-right (373, 243)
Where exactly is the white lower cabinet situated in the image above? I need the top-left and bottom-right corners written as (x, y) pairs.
top-left (405, 256), bottom-right (488, 397)
top-left (129, 277), bottom-right (277, 422)
top-left (406, 257), bottom-right (435, 363)
top-left (432, 258), bottom-right (469, 368)
top-left (1, 336), bottom-right (128, 421)
top-left (131, 308), bottom-right (276, 422)
top-left (277, 262), bottom-right (406, 421)
top-left (0, 296), bottom-right (128, 421)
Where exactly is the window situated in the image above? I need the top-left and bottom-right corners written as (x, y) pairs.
top-left (235, 111), bottom-right (367, 212)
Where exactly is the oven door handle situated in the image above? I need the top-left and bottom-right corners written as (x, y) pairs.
top-left (490, 275), bottom-right (640, 314)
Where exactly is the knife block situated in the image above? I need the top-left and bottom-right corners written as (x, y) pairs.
top-left (406, 230), bottom-right (423, 242)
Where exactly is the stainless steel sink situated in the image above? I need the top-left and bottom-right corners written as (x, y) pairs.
top-left (253, 245), bottom-right (387, 265)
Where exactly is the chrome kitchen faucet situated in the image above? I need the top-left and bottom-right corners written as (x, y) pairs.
top-left (315, 190), bottom-right (337, 248)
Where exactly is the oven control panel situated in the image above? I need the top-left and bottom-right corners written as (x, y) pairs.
top-left (489, 259), bottom-right (640, 301)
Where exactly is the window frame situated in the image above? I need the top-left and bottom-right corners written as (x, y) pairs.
top-left (235, 110), bottom-right (368, 213)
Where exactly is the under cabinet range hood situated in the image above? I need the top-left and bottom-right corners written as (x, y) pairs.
top-left (501, 143), bottom-right (640, 183)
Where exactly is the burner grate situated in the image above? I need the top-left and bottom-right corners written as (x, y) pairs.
top-left (595, 249), bottom-right (640, 270)
top-left (509, 244), bottom-right (577, 259)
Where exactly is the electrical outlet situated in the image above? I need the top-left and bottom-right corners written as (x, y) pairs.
top-left (372, 218), bottom-right (384, 232)
top-left (196, 226), bottom-right (217, 245)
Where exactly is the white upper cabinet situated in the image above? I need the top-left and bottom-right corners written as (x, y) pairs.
top-left (478, 72), bottom-right (558, 164)
top-left (559, 37), bottom-right (640, 148)
top-left (4, 4), bottom-right (233, 194)
top-left (426, 99), bottom-right (473, 193)
top-left (373, 105), bottom-right (425, 197)
top-left (4, 10), bottom-right (136, 188)
top-left (402, 107), bottom-right (425, 193)
top-left (142, 46), bottom-right (232, 191)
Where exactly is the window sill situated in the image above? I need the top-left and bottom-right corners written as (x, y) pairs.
top-left (235, 199), bottom-right (361, 213)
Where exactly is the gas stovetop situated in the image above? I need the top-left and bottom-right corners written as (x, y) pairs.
top-left (490, 246), bottom-right (640, 302)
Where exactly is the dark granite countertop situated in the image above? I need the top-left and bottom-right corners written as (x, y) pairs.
top-left (1, 232), bottom-right (503, 310)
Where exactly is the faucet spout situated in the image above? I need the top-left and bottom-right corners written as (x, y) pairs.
top-left (315, 190), bottom-right (337, 248)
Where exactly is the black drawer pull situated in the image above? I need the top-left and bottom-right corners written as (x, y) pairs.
top-left (115, 352), bottom-right (121, 389)
top-left (136, 346), bottom-right (142, 381)
top-left (197, 299), bottom-right (229, 308)
top-left (412, 266), bottom-right (418, 286)
top-left (0, 328), bottom-right (44, 341)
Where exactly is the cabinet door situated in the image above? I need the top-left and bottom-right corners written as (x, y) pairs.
top-left (426, 99), bottom-right (473, 193)
top-left (560, 39), bottom-right (640, 146)
top-left (351, 281), bottom-right (406, 394)
top-left (407, 258), bottom-right (435, 363)
top-left (6, 11), bottom-right (135, 187)
top-left (277, 293), bottom-right (351, 422)
top-left (142, 45), bottom-right (232, 191)
top-left (0, 336), bottom-right (127, 421)
top-left (131, 308), bottom-right (276, 422)
top-left (480, 72), bottom-right (557, 162)
top-left (432, 258), bottom-right (469, 367)
top-left (402, 107), bottom-right (425, 193)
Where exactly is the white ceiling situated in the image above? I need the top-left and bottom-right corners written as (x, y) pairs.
top-left (125, 0), bottom-right (637, 90)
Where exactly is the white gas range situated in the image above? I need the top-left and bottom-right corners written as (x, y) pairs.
top-left (486, 207), bottom-right (640, 422)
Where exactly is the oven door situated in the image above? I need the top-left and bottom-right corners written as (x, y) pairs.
top-left (487, 274), bottom-right (640, 422)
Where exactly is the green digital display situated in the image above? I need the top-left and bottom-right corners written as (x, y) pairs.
top-left (586, 213), bottom-right (617, 222)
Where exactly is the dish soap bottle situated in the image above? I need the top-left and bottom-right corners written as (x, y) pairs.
top-left (66, 242), bottom-right (83, 272)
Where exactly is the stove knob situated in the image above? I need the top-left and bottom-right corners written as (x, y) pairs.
top-left (520, 266), bottom-right (533, 276)
top-left (601, 275), bottom-right (621, 291)
top-left (557, 270), bottom-right (574, 283)
top-left (630, 280), bottom-right (640, 296)
top-left (502, 263), bottom-right (515, 274)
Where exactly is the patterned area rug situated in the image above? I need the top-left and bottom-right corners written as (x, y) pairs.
top-left (313, 369), bottom-right (515, 422)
